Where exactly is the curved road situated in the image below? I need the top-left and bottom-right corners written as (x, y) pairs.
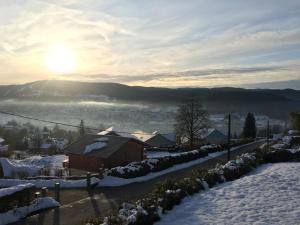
top-left (16, 140), bottom-right (264, 225)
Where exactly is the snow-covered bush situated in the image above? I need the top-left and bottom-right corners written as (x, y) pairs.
top-left (263, 148), bottom-right (300, 163)
top-left (105, 144), bottom-right (229, 179)
top-left (86, 152), bottom-right (259, 225)
top-left (106, 149), bottom-right (210, 179)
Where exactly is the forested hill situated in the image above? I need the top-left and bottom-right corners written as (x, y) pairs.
top-left (0, 80), bottom-right (299, 119)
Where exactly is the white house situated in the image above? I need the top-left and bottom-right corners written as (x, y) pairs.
top-left (0, 138), bottom-right (8, 152)
top-left (135, 131), bottom-right (176, 148)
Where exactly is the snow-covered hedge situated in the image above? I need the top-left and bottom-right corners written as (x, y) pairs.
top-left (0, 183), bottom-right (36, 213)
top-left (0, 197), bottom-right (59, 225)
top-left (263, 147), bottom-right (300, 163)
top-left (86, 152), bottom-right (258, 225)
top-left (105, 145), bottom-right (223, 179)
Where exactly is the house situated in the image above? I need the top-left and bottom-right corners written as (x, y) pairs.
top-left (203, 129), bottom-right (227, 144)
top-left (65, 134), bottom-right (144, 171)
top-left (0, 138), bottom-right (8, 152)
top-left (135, 131), bottom-right (176, 148)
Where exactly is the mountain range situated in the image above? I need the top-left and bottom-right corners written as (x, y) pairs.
top-left (0, 80), bottom-right (299, 120)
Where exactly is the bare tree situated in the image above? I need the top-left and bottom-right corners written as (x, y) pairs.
top-left (174, 98), bottom-right (209, 149)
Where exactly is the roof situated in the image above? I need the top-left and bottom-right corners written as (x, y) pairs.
top-left (0, 138), bottom-right (4, 143)
top-left (145, 133), bottom-right (175, 147)
top-left (206, 129), bottom-right (227, 139)
top-left (97, 126), bottom-right (139, 139)
top-left (135, 131), bottom-right (176, 142)
top-left (65, 134), bottom-right (144, 158)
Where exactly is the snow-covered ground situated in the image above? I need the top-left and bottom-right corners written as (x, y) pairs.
top-left (0, 183), bottom-right (34, 198)
top-left (157, 163), bottom-right (300, 225)
top-left (145, 151), bottom-right (180, 158)
top-left (0, 177), bottom-right (100, 189)
top-left (0, 197), bottom-right (59, 225)
top-left (0, 155), bottom-right (67, 177)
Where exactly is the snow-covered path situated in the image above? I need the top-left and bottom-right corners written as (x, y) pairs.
top-left (157, 163), bottom-right (300, 225)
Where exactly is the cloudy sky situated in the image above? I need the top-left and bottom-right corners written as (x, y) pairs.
top-left (1, 0), bottom-right (300, 89)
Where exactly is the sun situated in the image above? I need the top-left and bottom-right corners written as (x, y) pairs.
top-left (45, 44), bottom-right (77, 74)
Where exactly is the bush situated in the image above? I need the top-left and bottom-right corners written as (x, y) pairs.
top-left (87, 151), bottom-right (260, 225)
top-left (106, 145), bottom-right (221, 179)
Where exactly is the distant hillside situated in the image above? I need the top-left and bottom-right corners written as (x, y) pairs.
top-left (0, 80), bottom-right (299, 119)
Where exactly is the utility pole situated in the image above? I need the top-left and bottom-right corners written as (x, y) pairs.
top-left (227, 113), bottom-right (231, 161)
top-left (267, 120), bottom-right (270, 149)
top-left (79, 120), bottom-right (85, 136)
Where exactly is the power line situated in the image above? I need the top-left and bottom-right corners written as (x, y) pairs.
top-left (0, 110), bottom-right (172, 136)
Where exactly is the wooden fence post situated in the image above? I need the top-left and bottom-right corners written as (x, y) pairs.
top-left (41, 187), bottom-right (48, 197)
top-left (86, 172), bottom-right (91, 188)
top-left (54, 183), bottom-right (60, 202)
top-left (98, 168), bottom-right (104, 179)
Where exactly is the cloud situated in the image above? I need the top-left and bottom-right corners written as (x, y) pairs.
top-left (0, 0), bottom-right (300, 88)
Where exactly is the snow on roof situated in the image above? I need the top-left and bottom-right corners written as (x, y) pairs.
top-left (84, 141), bottom-right (107, 154)
top-left (94, 137), bottom-right (109, 142)
top-left (134, 133), bottom-right (154, 142)
top-left (98, 127), bottom-right (139, 140)
top-left (162, 133), bottom-right (176, 142)
top-left (98, 126), bottom-right (115, 135)
top-left (0, 138), bottom-right (4, 143)
top-left (0, 183), bottom-right (35, 198)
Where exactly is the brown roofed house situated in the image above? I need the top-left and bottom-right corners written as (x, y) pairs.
top-left (65, 134), bottom-right (145, 172)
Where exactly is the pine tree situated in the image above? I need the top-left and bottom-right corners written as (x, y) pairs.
top-left (243, 113), bottom-right (257, 139)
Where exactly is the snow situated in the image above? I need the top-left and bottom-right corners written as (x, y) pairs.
top-left (0, 158), bottom-right (41, 177)
top-left (0, 176), bottom-right (100, 189)
top-left (0, 145), bottom-right (8, 152)
top-left (271, 143), bottom-right (287, 150)
top-left (0, 141), bottom-right (263, 189)
top-left (287, 148), bottom-right (300, 154)
top-left (84, 142), bottom-right (107, 154)
top-left (288, 130), bottom-right (299, 135)
top-left (157, 163), bottom-right (300, 225)
top-left (98, 141), bottom-right (262, 187)
top-left (94, 137), bottom-right (109, 142)
top-left (97, 127), bottom-right (138, 139)
top-left (40, 143), bottom-right (52, 150)
top-left (0, 183), bottom-right (34, 198)
top-left (0, 155), bottom-right (67, 178)
top-left (146, 151), bottom-right (179, 158)
top-left (0, 197), bottom-right (59, 225)
top-left (282, 136), bottom-right (293, 145)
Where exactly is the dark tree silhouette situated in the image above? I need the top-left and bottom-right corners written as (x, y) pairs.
top-left (174, 98), bottom-right (209, 149)
top-left (289, 112), bottom-right (300, 131)
top-left (79, 120), bottom-right (85, 136)
top-left (243, 113), bottom-right (257, 139)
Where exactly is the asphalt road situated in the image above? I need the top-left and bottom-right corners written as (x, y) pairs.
top-left (15, 140), bottom-right (264, 225)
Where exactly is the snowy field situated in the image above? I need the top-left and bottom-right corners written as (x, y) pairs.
top-left (157, 163), bottom-right (300, 225)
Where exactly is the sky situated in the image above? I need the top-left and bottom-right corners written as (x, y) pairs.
top-left (0, 0), bottom-right (300, 89)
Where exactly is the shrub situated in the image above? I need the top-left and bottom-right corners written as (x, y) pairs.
top-left (87, 152), bottom-right (260, 225)
top-left (106, 145), bottom-right (220, 179)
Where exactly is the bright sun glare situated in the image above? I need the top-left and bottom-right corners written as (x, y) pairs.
top-left (45, 44), bottom-right (76, 74)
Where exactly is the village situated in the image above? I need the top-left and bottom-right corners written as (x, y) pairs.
top-left (0, 105), bottom-right (299, 225)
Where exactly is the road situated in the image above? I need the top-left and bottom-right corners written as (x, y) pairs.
top-left (15, 140), bottom-right (264, 225)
